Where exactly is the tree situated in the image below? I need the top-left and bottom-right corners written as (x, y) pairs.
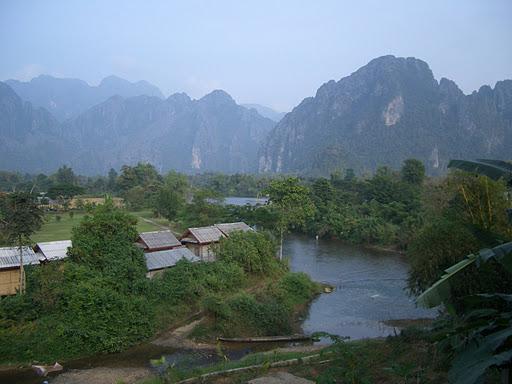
top-left (264, 178), bottom-right (315, 259)
top-left (415, 160), bottom-right (512, 384)
top-left (53, 165), bottom-right (77, 185)
top-left (107, 168), bottom-right (118, 192)
top-left (182, 189), bottom-right (225, 227)
top-left (216, 231), bottom-right (280, 274)
top-left (0, 192), bottom-right (43, 293)
top-left (416, 242), bottom-right (512, 384)
top-left (117, 163), bottom-right (162, 192)
top-left (153, 171), bottom-right (189, 220)
top-left (68, 198), bottom-right (146, 291)
top-left (401, 159), bottom-right (425, 185)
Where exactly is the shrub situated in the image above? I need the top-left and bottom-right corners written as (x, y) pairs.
top-left (275, 272), bottom-right (319, 307)
top-left (216, 231), bottom-right (281, 274)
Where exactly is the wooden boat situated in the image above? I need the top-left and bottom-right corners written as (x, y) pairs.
top-left (217, 334), bottom-right (310, 343)
top-left (31, 362), bottom-right (63, 376)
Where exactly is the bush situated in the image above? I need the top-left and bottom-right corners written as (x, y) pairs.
top-left (275, 272), bottom-right (319, 307)
top-left (153, 260), bottom-right (246, 306)
top-left (216, 231), bottom-right (281, 274)
top-left (223, 292), bottom-right (291, 336)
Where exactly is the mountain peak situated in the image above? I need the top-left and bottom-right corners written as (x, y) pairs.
top-left (167, 92), bottom-right (192, 105)
top-left (99, 75), bottom-right (131, 87)
top-left (200, 89), bottom-right (236, 105)
top-left (259, 55), bottom-right (512, 176)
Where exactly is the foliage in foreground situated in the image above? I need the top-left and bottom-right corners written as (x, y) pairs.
top-left (414, 162), bottom-right (512, 384)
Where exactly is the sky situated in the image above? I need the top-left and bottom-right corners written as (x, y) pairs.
top-left (1, 0), bottom-right (511, 111)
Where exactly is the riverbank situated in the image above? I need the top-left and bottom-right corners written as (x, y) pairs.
top-left (137, 327), bottom-right (448, 384)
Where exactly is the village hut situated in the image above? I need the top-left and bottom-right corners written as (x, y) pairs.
top-left (179, 226), bottom-right (225, 261)
top-left (215, 222), bottom-right (253, 237)
top-left (136, 230), bottom-right (182, 252)
top-left (0, 247), bottom-right (40, 296)
top-left (144, 246), bottom-right (200, 278)
top-left (34, 240), bottom-right (72, 262)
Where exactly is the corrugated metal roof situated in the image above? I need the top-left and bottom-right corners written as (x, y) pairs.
top-left (35, 240), bottom-right (72, 261)
top-left (138, 230), bottom-right (181, 250)
top-left (0, 247), bottom-right (40, 269)
top-left (144, 246), bottom-right (200, 271)
top-left (215, 222), bottom-right (253, 236)
top-left (182, 226), bottom-right (225, 244)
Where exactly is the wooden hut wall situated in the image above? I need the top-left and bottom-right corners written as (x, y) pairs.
top-left (0, 269), bottom-right (21, 296)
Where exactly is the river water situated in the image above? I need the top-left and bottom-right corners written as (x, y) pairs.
top-left (286, 235), bottom-right (436, 340)
top-left (2, 234), bottom-right (436, 383)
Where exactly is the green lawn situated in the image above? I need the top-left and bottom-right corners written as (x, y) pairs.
top-left (31, 210), bottom-right (165, 243)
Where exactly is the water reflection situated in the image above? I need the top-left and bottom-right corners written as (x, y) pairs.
top-left (285, 235), bottom-right (436, 340)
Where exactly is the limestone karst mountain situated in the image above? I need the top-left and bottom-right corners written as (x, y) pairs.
top-left (258, 55), bottom-right (512, 175)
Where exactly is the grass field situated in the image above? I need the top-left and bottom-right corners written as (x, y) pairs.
top-left (31, 210), bottom-right (169, 243)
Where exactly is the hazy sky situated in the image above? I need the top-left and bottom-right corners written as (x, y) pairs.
top-left (1, 0), bottom-right (511, 111)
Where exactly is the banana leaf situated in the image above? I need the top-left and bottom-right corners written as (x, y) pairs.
top-left (417, 243), bottom-right (512, 308)
top-left (416, 254), bottom-right (477, 308)
top-left (449, 327), bottom-right (512, 384)
top-left (448, 159), bottom-right (512, 184)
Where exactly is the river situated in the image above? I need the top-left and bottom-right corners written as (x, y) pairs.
top-left (1, 235), bottom-right (436, 383)
top-left (286, 235), bottom-right (436, 340)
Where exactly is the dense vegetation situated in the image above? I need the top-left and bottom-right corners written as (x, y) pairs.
top-left (1, 158), bottom-right (511, 381)
top-left (0, 200), bottom-right (317, 364)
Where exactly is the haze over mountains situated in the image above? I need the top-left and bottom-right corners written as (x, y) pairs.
top-left (1, 55), bottom-right (510, 176)
top-left (6, 75), bottom-right (164, 121)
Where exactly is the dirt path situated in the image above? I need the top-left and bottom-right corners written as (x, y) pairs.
top-left (138, 216), bottom-right (169, 230)
top-left (152, 318), bottom-right (215, 350)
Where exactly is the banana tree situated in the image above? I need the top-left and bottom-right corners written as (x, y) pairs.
top-left (417, 242), bottom-right (512, 383)
top-left (448, 159), bottom-right (512, 185)
top-left (418, 159), bottom-right (512, 382)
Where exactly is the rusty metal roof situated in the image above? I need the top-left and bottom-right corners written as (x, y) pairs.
top-left (144, 246), bottom-right (200, 271)
top-left (34, 240), bottom-right (72, 261)
top-left (0, 247), bottom-right (40, 269)
top-left (215, 222), bottom-right (253, 236)
top-left (138, 230), bottom-right (181, 250)
top-left (181, 226), bottom-right (225, 244)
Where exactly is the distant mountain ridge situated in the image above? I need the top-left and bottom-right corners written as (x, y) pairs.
top-left (5, 75), bottom-right (164, 121)
top-left (0, 81), bottom-right (275, 175)
top-left (242, 104), bottom-right (286, 122)
top-left (0, 82), bottom-right (70, 173)
top-left (1, 57), bottom-right (511, 176)
top-left (259, 55), bottom-right (512, 175)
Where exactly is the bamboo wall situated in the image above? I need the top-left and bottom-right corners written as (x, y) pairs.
top-left (0, 268), bottom-right (21, 296)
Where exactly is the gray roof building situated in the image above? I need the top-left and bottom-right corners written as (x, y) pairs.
top-left (215, 222), bottom-right (253, 236)
top-left (0, 247), bottom-right (40, 270)
top-left (180, 226), bottom-right (225, 245)
top-left (137, 230), bottom-right (181, 252)
top-left (144, 246), bottom-right (200, 271)
top-left (34, 240), bottom-right (72, 261)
